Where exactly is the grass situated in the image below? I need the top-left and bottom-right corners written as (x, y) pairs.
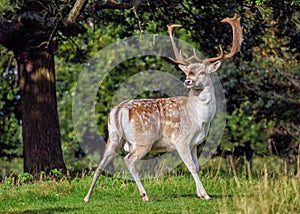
top-left (0, 168), bottom-right (299, 214)
top-left (1, 156), bottom-right (300, 213)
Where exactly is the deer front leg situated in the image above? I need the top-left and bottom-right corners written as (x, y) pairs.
top-left (176, 145), bottom-right (211, 200)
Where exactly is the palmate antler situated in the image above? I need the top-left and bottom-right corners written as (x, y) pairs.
top-left (168, 14), bottom-right (243, 64)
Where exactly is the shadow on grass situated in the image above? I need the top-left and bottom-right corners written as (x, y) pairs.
top-left (1, 207), bottom-right (79, 214)
top-left (153, 193), bottom-right (235, 201)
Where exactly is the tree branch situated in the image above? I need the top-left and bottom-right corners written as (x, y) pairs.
top-left (64, 0), bottom-right (145, 26)
top-left (64, 0), bottom-right (87, 26)
top-left (89, 0), bottom-right (143, 11)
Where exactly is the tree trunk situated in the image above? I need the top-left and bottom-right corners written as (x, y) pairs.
top-left (0, 9), bottom-right (67, 175)
top-left (15, 45), bottom-right (66, 175)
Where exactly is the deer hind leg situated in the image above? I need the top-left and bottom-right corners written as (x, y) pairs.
top-left (191, 146), bottom-right (199, 173)
top-left (176, 145), bottom-right (211, 200)
top-left (124, 144), bottom-right (152, 202)
top-left (84, 133), bottom-right (121, 203)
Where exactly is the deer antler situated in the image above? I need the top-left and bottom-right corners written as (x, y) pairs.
top-left (203, 13), bottom-right (243, 63)
top-left (167, 24), bottom-right (192, 65)
top-left (168, 14), bottom-right (243, 65)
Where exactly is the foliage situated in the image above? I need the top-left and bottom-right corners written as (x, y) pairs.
top-left (17, 172), bottom-right (34, 184)
top-left (0, 0), bottom-right (16, 14)
top-left (235, 6), bottom-right (300, 159)
top-left (221, 102), bottom-right (275, 156)
top-left (0, 49), bottom-right (22, 162)
top-left (51, 168), bottom-right (62, 179)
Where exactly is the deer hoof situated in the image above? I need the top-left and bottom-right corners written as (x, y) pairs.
top-left (84, 196), bottom-right (90, 203)
top-left (141, 193), bottom-right (149, 202)
top-left (204, 195), bottom-right (211, 200)
top-left (198, 194), bottom-right (211, 200)
top-left (202, 194), bottom-right (211, 200)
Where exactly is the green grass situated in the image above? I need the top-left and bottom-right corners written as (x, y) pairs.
top-left (0, 171), bottom-right (299, 214)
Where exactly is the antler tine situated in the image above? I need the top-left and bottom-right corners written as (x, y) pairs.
top-left (204, 13), bottom-right (243, 63)
top-left (192, 47), bottom-right (225, 62)
top-left (193, 48), bottom-right (202, 62)
top-left (167, 24), bottom-right (190, 65)
top-left (185, 49), bottom-right (196, 61)
top-left (202, 46), bottom-right (225, 63)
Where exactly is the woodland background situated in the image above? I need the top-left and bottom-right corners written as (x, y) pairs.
top-left (0, 0), bottom-right (299, 177)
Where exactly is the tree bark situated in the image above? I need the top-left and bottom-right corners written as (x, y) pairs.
top-left (0, 9), bottom-right (67, 175)
top-left (15, 43), bottom-right (66, 175)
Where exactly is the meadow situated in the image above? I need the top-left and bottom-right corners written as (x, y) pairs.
top-left (1, 158), bottom-right (299, 214)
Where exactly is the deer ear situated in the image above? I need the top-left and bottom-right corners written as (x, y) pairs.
top-left (178, 64), bottom-right (188, 74)
top-left (206, 61), bottom-right (221, 73)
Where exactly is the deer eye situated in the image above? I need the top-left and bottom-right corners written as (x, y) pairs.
top-left (199, 71), bottom-right (205, 76)
top-left (188, 71), bottom-right (195, 76)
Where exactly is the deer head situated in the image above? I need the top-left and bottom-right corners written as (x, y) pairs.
top-left (178, 62), bottom-right (221, 90)
top-left (168, 14), bottom-right (243, 90)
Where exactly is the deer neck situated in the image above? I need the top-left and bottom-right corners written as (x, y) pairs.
top-left (188, 84), bottom-right (215, 103)
top-left (187, 84), bottom-right (216, 124)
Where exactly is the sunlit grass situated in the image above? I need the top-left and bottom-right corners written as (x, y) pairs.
top-left (229, 176), bottom-right (300, 213)
top-left (0, 159), bottom-right (299, 213)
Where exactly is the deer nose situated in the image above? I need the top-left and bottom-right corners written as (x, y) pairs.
top-left (184, 79), bottom-right (193, 87)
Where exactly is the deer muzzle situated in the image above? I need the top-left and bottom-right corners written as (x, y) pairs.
top-left (184, 79), bottom-right (194, 88)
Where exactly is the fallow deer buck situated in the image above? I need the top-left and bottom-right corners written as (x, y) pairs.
top-left (84, 14), bottom-right (243, 202)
